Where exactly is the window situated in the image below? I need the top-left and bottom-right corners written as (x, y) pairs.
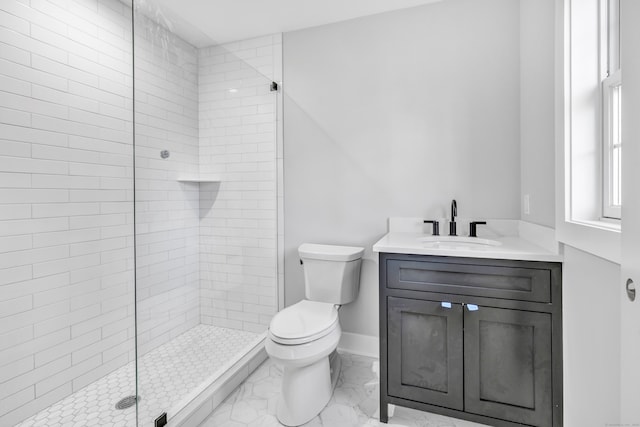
top-left (601, 0), bottom-right (621, 219)
top-left (556, 0), bottom-right (622, 263)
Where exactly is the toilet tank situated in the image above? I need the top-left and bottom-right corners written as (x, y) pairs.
top-left (298, 243), bottom-right (365, 305)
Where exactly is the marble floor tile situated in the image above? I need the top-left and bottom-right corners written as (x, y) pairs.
top-left (199, 352), bottom-right (489, 427)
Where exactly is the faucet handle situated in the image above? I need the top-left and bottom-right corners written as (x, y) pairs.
top-left (423, 220), bottom-right (440, 236)
top-left (469, 221), bottom-right (487, 237)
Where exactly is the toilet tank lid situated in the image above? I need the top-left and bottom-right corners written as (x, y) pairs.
top-left (298, 243), bottom-right (364, 262)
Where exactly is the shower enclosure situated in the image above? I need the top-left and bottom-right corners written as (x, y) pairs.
top-left (0, 0), bottom-right (283, 425)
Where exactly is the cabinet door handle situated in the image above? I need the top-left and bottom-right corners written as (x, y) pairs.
top-left (466, 304), bottom-right (479, 311)
top-left (441, 302), bottom-right (452, 309)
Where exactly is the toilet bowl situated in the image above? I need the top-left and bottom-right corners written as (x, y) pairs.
top-left (264, 243), bottom-right (364, 426)
top-left (265, 300), bottom-right (342, 426)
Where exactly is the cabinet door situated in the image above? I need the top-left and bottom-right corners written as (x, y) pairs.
top-left (464, 306), bottom-right (552, 426)
top-left (387, 297), bottom-right (463, 410)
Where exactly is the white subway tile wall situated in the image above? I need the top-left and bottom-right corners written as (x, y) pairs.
top-left (0, 1), bottom-right (135, 425)
top-left (198, 36), bottom-right (281, 333)
top-left (132, 5), bottom-right (201, 359)
top-left (0, 0), bottom-right (281, 425)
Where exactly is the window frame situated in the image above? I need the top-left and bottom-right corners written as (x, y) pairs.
top-left (600, 0), bottom-right (622, 220)
top-left (602, 69), bottom-right (622, 219)
top-left (556, 0), bottom-right (621, 264)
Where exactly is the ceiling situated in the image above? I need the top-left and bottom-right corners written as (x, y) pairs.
top-left (137, 0), bottom-right (444, 47)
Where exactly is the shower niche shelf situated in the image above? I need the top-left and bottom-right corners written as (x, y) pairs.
top-left (177, 176), bottom-right (221, 183)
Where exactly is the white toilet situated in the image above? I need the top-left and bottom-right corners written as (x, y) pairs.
top-left (265, 243), bottom-right (365, 426)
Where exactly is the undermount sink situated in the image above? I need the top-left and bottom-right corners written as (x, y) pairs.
top-left (419, 235), bottom-right (502, 248)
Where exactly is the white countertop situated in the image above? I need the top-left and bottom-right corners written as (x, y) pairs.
top-left (372, 218), bottom-right (563, 263)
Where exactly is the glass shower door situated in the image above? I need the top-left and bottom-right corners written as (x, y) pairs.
top-left (132, 1), bottom-right (281, 424)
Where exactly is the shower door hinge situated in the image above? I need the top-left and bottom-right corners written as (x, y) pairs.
top-left (270, 81), bottom-right (279, 92)
top-left (155, 412), bottom-right (167, 427)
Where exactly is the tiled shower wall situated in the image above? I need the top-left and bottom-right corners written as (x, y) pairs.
top-left (0, 1), bottom-right (135, 425)
top-left (0, 0), bottom-right (201, 424)
top-left (198, 35), bottom-right (282, 333)
top-left (1, 0), bottom-right (280, 423)
top-left (133, 5), bottom-right (201, 358)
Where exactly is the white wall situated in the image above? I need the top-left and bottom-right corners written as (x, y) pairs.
top-left (520, 0), bottom-right (555, 227)
top-left (283, 0), bottom-right (522, 336)
top-left (0, 1), bottom-right (135, 425)
top-left (198, 35), bottom-right (281, 333)
top-left (562, 246), bottom-right (621, 426)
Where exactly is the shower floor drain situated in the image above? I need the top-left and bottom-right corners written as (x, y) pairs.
top-left (115, 395), bottom-right (139, 410)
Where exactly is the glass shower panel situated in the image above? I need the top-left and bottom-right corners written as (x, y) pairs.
top-left (132, 1), bottom-right (280, 424)
top-left (132, 2), bottom-right (201, 423)
top-left (0, 0), bottom-right (137, 426)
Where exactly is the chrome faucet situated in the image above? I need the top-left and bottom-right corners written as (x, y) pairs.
top-left (449, 199), bottom-right (457, 236)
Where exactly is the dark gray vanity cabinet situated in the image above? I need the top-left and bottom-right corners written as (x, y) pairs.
top-left (379, 253), bottom-right (562, 427)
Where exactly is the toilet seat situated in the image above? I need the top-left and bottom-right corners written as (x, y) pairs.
top-left (269, 300), bottom-right (339, 345)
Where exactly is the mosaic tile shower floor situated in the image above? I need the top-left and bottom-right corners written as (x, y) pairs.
top-left (15, 325), bottom-right (260, 427)
top-left (202, 352), bottom-right (488, 427)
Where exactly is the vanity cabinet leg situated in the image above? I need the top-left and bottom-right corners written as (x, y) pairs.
top-left (380, 401), bottom-right (388, 423)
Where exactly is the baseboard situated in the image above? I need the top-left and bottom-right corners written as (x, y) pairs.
top-left (338, 332), bottom-right (379, 358)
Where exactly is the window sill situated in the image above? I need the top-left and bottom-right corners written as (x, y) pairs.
top-left (573, 218), bottom-right (621, 232)
top-left (556, 218), bottom-right (621, 264)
